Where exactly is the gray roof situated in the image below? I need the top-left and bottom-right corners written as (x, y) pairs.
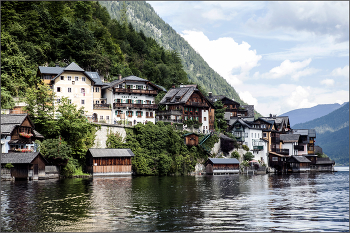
top-left (207, 158), bottom-right (240, 164)
top-left (33, 130), bottom-right (44, 139)
top-left (159, 87), bottom-right (197, 104)
top-left (1, 152), bottom-right (45, 164)
top-left (85, 72), bottom-right (107, 86)
top-left (38, 66), bottom-right (64, 75)
top-left (64, 62), bottom-right (84, 72)
top-left (308, 129), bottom-right (316, 138)
top-left (1, 114), bottom-right (30, 135)
top-left (288, 155), bottom-right (311, 163)
top-left (316, 157), bottom-right (335, 165)
top-left (220, 134), bottom-right (235, 141)
top-left (230, 119), bottom-right (253, 130)
top-left (280, 134), bottom-right (300, 143)
top-left (207, 95), bottom-right (226, 102)
top-left (241, 105), bottom-right (255, 118)
top-left (87, 148), bottom-right (135, 158)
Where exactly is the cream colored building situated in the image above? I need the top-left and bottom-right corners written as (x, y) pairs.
top-left (37, 62), bottom-right (111, 122)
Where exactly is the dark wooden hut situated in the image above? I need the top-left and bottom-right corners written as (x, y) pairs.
top-left (205, 158), bottom-right (240, 175)
top-left (86, 148), bottom-right (135, 176)
top-left (1, 152), bottom-right (47, 180)
top-left (286, 155), bottom-right (311, 173)
top-left (183, 133), bottom-right (199, 146)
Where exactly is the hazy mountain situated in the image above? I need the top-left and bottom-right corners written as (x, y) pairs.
top-left (280, 103), bottom-right (343, 127)
top-left (293, 102), bottom-right (349, 165)
top-left (99, 1), bottom-right (249, 107)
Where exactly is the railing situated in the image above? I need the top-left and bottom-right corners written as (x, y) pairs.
top-left (113, 103), bottom-right (158, 109)
top-left (114, 88), bottom-right (158, 95)
top-left (157, 110), bottom-right (182, 116)
top-left (271, 148), bottom-right (289, 155)
top-left (93, 104), bottom-right (111, 109)
top-left (157, 119), bottom-right (183, 123)
top-left (294, 145), bottom-right (304, 151)
top-left (185, 102), bottom-right (207, 107)
top-left (253, 146), bottom-right (264, 151)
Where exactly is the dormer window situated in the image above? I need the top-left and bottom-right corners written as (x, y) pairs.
top-left (166, 97), bottom-right (171, 103)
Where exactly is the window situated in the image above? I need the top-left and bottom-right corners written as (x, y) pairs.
top-left (136, 111), bottom-right (143, 117)
top-left (68, 87), bottom-right (72, 93)
top-left (106, 116), bottom-right (109, 120)
top-left (150, 112), bottom-right (153, 117)
top-left (245, 133), bottom-right (248, 138)
top-left (57, 98), bottom-right (61, 103)
top-left (95, 87), bottom-right (100, 92)
top-left (82, 77), bottom-right (86, 82)
top-left (146, 112), bottom-right (149, 117)
top-left (272, 157), bottom-right (278, 162)
top-left (255, 133), bottom-right (257, 138)
top-left (81, 99), bottom-right (85, 104)
top-left (68, 99), bottom-right (72, 104)
top-left (263, 133), bottom-right (267, 137)
top-left (72, 81), bottom-right (75, 85)
top-left (251, 133), bottom-right (253, 138)
top-left (60, 76), bottom-right (64, 80)
top-left (204, 117), bottom-right (207, 121)
top-left (75, 76), bottom-right (79, 81)
top-left (96, 100), bottom-right (100, 104)
top-left (100, 116), bottom-right (103, 120)
top-left (68, 76), bottom-right (72, 81)
top-left (81, 88), bottom-right (85, 96)
top-left (137, 85), bottom-right (142, 90)
top-left (57, 87), bottom-right (61, 92)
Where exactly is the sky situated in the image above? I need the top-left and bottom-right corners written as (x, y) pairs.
top-left (147, 1), bottom-right (349, 116)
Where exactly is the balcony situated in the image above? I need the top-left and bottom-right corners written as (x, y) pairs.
top-left (233, 127), bottom-right (244, 132)
top-left (271, 137), bottom-right (280, 144)
top-left (93, 103), bottom-right (111, 110)
top-left (114, 88), bottom-right (158, 95)
top-left (294, 145), bottom-right (304, 151)
top-left (157, 119), bottom-right (183, 123)
top-left (185, 101), bottom-right (208, 107)
top-left (157, 110), bottom-right (182, 116)
top-left (253, 146), bottom-right (264, 151)
top-left (271, 148), bottom-right (289, 155)
top-left (113, 103), bottom-right (158, 109)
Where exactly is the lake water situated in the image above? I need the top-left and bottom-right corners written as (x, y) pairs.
top-left (1, 168), bottom-right (349, 232)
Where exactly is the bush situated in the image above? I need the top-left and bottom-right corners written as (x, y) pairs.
top-left (243, 152), bottom-right (254, 161)
top-left (231, 151), bottom-right (240, 159)
top-left (242, 144), bottom-right (250, 151)
top-left (4, 163), bottom-right (14, 169)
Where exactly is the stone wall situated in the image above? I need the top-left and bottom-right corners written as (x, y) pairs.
top-left (94, 124), bottom-right (127, 148)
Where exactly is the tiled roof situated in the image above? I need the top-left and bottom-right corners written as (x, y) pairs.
top-left (1, 114), bottom-right (29, 135)
top-left (316, 157), bottom-right (335, 165)
top-left (64, 62), bottom-right (84, 72)
top-left (280, 134), bottom-right (300, 142)
top-left (308, 129), bottom-right (316, 138)
top-left (288, 155), bottom-right (311, 163)
top-left (230, 119), bottom-right (253, 130)
top-left (241, 105), bottom-right (255, 118)
top-left (85, 72), bottom-right (106, 86)
top-left (87, 148), bottom-right (135, 157)
top-left (159, 87), bottom-right (197, 104)
top-left (38, 66), bottom-right (64, 75)
top-left (33, 130), bottom-right (44, 139)
top-left (1, 152), bottom-right (45, 164)
top-left (207, 158), bottom-right (240, 164)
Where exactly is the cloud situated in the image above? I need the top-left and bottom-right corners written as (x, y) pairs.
top-left (257, 58), bottom-right (319, 80)
top-left (331, 65), bottom-right (349, 77)
top-left (246, 1), bottom-right (349, 42)
top-left (239, 91), bottom-right (258, 106)
top-left (320, 79), bottom-right (335, 86)
top-left (180, 30), bottom-right (261, 86)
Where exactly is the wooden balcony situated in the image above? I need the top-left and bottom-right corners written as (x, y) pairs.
top-left (157, 110), bottom-right (182, 116)
top-left (114, 88), bottom-right (158, 95)
top-left (294, 145), bottom-right (304, 151)
top-left (271, 148), bottom-right (289, 155)
top-left (93, 104), bottom-right (111, 109)
top-left (185, 101), bottom-right (208, 107)
top-left (113, 103), bottom-right (158, 109)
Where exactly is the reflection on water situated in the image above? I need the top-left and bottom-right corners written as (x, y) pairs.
top-left (1, 171), bottom-right (349, 232)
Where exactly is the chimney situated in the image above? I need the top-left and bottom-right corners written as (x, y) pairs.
top-left (172, 83), bottom-right (176, 88)
top-left (117, 74), bottom-right (122, 80)
top-left (208, 92), bottom-right (212, 98)
top-left (269, 113), bottom-right (272, 117)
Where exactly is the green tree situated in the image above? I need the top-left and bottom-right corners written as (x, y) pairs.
top-left (214, 100), bottom-right (227, 132)
top-left (106, 131), bottom-right (124, 148)
top-left (243, 152), bottom-right (254, 161)
top-left (231, 150), bottom-right (240, 159)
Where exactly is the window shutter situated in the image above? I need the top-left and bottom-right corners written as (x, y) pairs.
top-left (141, 111), bottom-right (143, 116)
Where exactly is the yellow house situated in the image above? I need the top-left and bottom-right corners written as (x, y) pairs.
top-left (37, 62), bottom-right (111, 122)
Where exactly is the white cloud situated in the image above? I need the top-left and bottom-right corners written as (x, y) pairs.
top-left (180, 30), bottom-right (261, 86)
top-left (320, 79), bottom-right (335, 86)
top-left (239, 91), bottom-right (258, 106)
top-left (257, 58), bottom-right (318, 80)
top-left (331, 65), bottom-right (349, 77)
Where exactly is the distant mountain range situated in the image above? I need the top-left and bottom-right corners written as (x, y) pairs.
top-left (280, 103), bottom-right (343, 127)
top-left (293, 102), bottom-right (349, 166)
top-left (99, 1), bottom-right (253, 109)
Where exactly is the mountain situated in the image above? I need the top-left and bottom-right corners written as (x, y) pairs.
top-left (293, 102), bottom-right (349, 165)
top-left (279, 103), bottom-right (342, 127)
top-left (99, 1), bottom-right (248, 107)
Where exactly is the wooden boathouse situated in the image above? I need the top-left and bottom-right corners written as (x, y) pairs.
top-left (205, 158), bottom-right (240, 175)
top-left (1, 152), bottom-right (47, 180)
top-left (86, 148), bottom-right (135, 176)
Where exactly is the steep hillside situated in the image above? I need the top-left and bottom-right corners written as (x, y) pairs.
top-left (293, 102), bottom-right (349, 165)
top-left (280, 103), bottom-right (342, 127)
top-left (99, 1), bottom-right (246, 105)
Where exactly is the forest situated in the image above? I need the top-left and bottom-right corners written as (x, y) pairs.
top-left (1, 1), bottom-right (220, 176)
top-left (1, 1), bottom-right (194, 109)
